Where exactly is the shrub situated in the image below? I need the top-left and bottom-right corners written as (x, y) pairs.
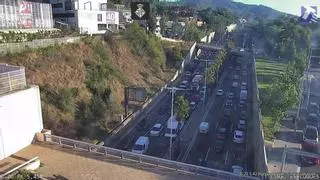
top-left (57, 88), bottom-right (76, 113)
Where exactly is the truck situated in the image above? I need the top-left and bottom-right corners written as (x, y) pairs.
top-left (240, 90), bottom-right (247, 100)
top-left (164, 114), bottom-right (182, 138)
top-left (191, 75), bottom-right (203, 91)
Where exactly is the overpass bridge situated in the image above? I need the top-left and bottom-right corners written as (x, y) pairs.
top-left (196, 43), bottom-right (223, 51)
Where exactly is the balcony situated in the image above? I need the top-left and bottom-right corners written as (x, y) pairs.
top-left (0, 64), bottom-right (26, 95)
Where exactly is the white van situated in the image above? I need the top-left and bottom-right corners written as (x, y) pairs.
top-left (199, 122), bottom-right (209, 134)
top-left (132, 136), bottom-right (150, 154)
top-left (164, 114), bottom-right (182, 138)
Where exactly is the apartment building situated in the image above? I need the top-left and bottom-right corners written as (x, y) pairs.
top-left (50, 0), bottom-right (120, 34)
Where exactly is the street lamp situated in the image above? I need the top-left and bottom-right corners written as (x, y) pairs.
top-left (163, 86), bottom-right (191, 160)
top-left (194, 58), bottom-right (214, 104)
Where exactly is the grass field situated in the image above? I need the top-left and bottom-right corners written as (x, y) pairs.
top-left (256, 59), bottom-right (286, 91)
top-left (256, 59), bottom-right (287, 140)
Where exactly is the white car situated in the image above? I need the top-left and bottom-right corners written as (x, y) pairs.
top-left (150, 123), bottom-right (163, 136)
top-left (217, 89), bottom-right (224, 96)
top-left (303, 125), bottom-right (318, 145)
top-left (233, 130), bottom-right (244, 143)
top-left (232, 165), bottom-right (244, 175)
top-left (240, 48), bottom-right (245, 52)
top-left (241, 82), bottom-right (247, 86)
top-left (199, 122), bottom-right (209, 134)
top-left (232, 82), bottom-right (238, 88)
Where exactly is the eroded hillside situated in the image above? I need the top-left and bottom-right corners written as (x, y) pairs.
top-left (1, 25), bottom-right (181, 142)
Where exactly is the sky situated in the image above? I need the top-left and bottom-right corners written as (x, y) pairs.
top-left (233, 0), bottom-right (320, 16)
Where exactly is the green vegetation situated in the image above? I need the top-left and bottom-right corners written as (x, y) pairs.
top-left (207, 48), bottom-right (227, 83)
top-left (182, 23), bottom-right (206, 42)
top-left (198, 8), bottom-right (235, 33)
top-left (0, 30), bottom-right (77, 43)
top-left (175, 95), bottom-right (190, 122)
top-left (256, 59), bottom-right (286, 90)
top-left (8, 170), bottom-right (40, 180)
top-left (125, 22), bottom-right (166, 71)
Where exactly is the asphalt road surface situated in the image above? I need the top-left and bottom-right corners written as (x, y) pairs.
top-left (113, 49), bottom-right (220, 159)
top-left (184, 51), bottom-right (254, 173)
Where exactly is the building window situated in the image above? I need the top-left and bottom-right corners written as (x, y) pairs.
top-left (52, 3), bottom-right (63, 8)
top-left (98, 24), bottom-right (107, 30)
top-left (84, 2), bottom-right (91, 10)
top-left (97, 14), bottom-right (102, 22)
top-left (65, 0), bottom-right (72, 10)
top-left (100, 3), bottom-right (107, 11)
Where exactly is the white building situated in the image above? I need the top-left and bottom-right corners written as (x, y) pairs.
top-left (0, 64), bottom-right (43, 160)
top-left (50, 0), bottom-right (120, 34)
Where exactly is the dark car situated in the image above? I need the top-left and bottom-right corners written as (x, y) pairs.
top-left (214, 140), bottom-right (225, 153)
top-left (301, 156), bottom-right (319, 166)
top-left (224, 108), bottom-right (232, 117)
top-left (233, 145), bottom-right (245, 162)
top-left (240, 110), bottom-right (247, 119)
top-left (216, 128), bottom-right (227, 140)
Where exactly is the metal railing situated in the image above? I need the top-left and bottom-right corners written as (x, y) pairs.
top-left (44, 134), bottom-right (260, 180)
top-left (0, 66), bottom-right (26, 95)
top-left (0, 156), bottom-right (39, 179)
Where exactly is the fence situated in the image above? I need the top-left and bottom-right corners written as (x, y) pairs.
top-left (252, 56), bottom-right (269, 173)
top-left (0, 64), bottom-right (26, 95)
top-left (0, 36), bottom-right (82, 55)
top-left (44, 134), bottom-right (259, 180)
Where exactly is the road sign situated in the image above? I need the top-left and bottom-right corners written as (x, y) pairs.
top-left (106, 11), bottom-right (119, 25)
top-left (131, 0), bottom-right (150, 20)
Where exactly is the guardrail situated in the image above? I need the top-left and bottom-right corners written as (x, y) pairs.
top-left (44, 134), bottom-right (259, 180)
top-left (0, 156), bottom-right (39, 179)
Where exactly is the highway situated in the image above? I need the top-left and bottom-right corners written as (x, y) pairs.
top-left (183, 50), bottom-right (254, 173)
top-left (113, 48), bottom-right (221, 159)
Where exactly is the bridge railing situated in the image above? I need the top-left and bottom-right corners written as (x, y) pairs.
top-left (44, 134), bottom-right (260, 180)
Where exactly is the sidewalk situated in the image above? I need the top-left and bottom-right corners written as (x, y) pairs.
top-left (267, 117), bottom-right (302, 173)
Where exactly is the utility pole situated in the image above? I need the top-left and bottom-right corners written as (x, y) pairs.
top-left (195, 58), bottom-right (214, 104)
top-left (163, 86), bottom-right (190, 160)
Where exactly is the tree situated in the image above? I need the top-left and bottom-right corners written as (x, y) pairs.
top-left (175, 95), bottom-right (190, 122)
top-left (183, 23), bottom-right (205, 42)
top-left (9, 170), bottom-right (40, 180)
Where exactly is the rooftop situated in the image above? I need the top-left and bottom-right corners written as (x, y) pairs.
top-left (0, 143), bottom-right (209, 180)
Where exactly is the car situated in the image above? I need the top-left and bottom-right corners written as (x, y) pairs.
top-left (185, 71), bottom-right (192, 77)
top-left (232, 82), bottom-right (238, 88)
top-left (217, 127), bottom-right (227, 139)
top-left (237, 120), bottom-right (246, 130)
top-left (240, 110), bottom-right (247, 119)
top-left (309, 102), bottom-right (319, 115)
top-left (240, 48), bottom-right (245, 52)
top-left (228, 65), bottom-right (233, 69)
top-left (233, 75), bottom-right (240, 80)
top-left (301, 156), bottom-right (320, 166)
top-left (240, 85), bottom-right (246, 90)
top-left (179, 80), bottom-right (188, 89)
top-left (241, 82), bottom-right (247, 86)
top-left (200, 86), bottom-right (206, 94)
top-left (225, 99), bottom-right (233, 107)
top-left (303, 125), bottom-right (318, 145)
top-left (236, 66), bottom-right (241, 70)
top-left (233, 146), bottom-right (245, 162)
top-left (242, 71), bottom-right (247, 76)
top-left (132, 136), bottom-right (150, 154)
top-left (217, 89), bottom-right (224, 96)
top-left (233, 130), bottom-right (244, 143)
top-left (239, 100), bottom-right (246, 108)
top-left (224, 108), bottom-right (232, 117)
top-left (231, 165), bottom-right (244, 175)
top-left (227, 92), bottom-right (235, 99)
top-left (214, 140), bottom-right (225, 153)
top-left (150, 124), bottom-right (163, 136)
top-left (190, 101), bottom-right (197, 110)
top-left (199, 122), bottom-right (209, 134)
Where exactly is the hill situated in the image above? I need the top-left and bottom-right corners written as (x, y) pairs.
top-left (183, 0), bottom-right (285, 20)
top-left (0, 24), bottom-right (180, 142)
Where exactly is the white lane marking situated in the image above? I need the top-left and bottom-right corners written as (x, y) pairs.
top-left (205, 147), bottom-right (211, 161)
top-left (225, 150), bottom-right (229, 165)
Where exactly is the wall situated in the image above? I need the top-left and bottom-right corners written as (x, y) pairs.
top-left (0, 86), bottom-right (43, 160)
top-left (252, 56), bottom-right (268, 173)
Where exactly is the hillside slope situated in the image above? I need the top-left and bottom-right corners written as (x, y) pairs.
top-left (1, 33), bottom-right (175, 142)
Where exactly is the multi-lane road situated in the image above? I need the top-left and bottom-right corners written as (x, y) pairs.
top-left (112, 48), bottom-right (220, 159)
top-left (183, 51), bottom-right (254, 173)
